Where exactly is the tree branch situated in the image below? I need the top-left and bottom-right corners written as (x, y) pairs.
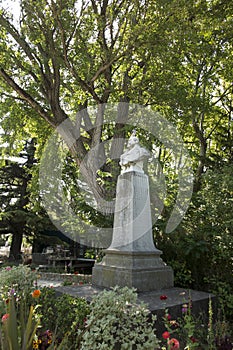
top-left (90, 56), bottom-right (122, 83)
top-left (0, 14), bottom-right (38, 64)
top-left (0, 68), bottom-right (55, 127)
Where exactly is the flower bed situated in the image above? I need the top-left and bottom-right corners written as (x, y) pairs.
top-left (0, 265), bottom-right (232, 349)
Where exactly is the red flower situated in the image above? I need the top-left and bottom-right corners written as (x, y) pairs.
top-left (168, 338), bottom-right (180, 349)
top-left (162, 331), bottom-right (170, 339)
top-left (190, 336), bottom-right (198, 343)
top-left (160, 295), bottom-right (168, 300)
top-left (165, 313), bottom-right (172, 321)
top-left (1, 313), bottom-right (9, 323)
top-left (79, 281), bottom-right (83, 285)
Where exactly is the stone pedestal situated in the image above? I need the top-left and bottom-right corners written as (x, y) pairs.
top-left (92, 250), bottom-right (173, 291)
top-left (92, 171), bottom-right (174, 292)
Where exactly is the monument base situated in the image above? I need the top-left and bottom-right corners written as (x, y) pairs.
top-left (92, 250), bottom-right (174, 292)
top-left (53, 284), bottom-right (216, 336)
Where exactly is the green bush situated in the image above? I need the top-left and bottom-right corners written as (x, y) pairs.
top-left (76, 286), bottom-right (159, 350)
top-left (36, 287), bottom-right (89, 339)
top-left (0, 265), bottom-right (36, 295)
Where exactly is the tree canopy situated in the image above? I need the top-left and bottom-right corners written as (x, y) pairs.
top-left (0, 0), bottom-right (232, 236)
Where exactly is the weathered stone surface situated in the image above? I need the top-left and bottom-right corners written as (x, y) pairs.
top-left (108, 171), bottom-right (160, 251)
top-left (92, 171), bottom-right (174, 291)
top-left (53, 283), bottom-right (215, 335)
top-left (92, 250), bottom-right (174, 291)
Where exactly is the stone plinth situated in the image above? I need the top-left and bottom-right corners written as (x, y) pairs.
top-left (92, 170), bottom-right (174, 291)
top-left (92, 250), bottom-right (173, 291)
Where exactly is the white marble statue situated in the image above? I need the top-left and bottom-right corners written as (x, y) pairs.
top-left (120, 130), bottom-right (150, 173)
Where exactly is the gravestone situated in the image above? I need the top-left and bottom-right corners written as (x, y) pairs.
top-left (92, 131), bottom-right (174, 291)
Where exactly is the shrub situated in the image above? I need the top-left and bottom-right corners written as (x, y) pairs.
top-left (36, 287), bottom-right (89, 340)
top-left (76, 286), bottom-right (159, 350)
top-left (0, 265), bottom-right (36, 295)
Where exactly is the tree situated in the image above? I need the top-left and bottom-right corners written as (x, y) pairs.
top-left (0, 0), bottom-right (232, 227)
top-left (0, 139), bottom-right (36, 260)
top-left (0, 0), bottom-right (149, 212)
top-left (140, 0), bottom-right (233, 189)
top-left (0, 136), bottom-right (58, 261)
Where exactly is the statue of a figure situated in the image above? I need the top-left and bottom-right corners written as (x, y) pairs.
top-left (120, 130), bottom-right (150, 173)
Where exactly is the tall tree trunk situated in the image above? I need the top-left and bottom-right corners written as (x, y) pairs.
top-left (194, 137), bottom-right (207, 192)
top-left (9, 225), bottom-right (23, 262)
top-left (192, 114), bottom-right (207, 193)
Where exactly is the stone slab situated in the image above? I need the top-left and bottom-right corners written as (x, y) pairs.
top-left (53, 284), bottom-right (212, 310)
top-left (53, 284), bottom-right (215, 335)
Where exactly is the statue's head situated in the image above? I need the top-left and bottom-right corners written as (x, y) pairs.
top-left (127, 130), bottom-right (139, 148)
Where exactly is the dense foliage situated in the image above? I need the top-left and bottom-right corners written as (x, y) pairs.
top-left (0, 0), bottom-right (232, 198)
top-left (0, 0), bottom-right (232, 319)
